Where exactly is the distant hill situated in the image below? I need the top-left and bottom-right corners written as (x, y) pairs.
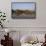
top-left (12, 9), bottom-right (36, 16)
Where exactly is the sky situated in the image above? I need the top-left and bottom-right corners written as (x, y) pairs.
top-left (11, 2), bottom-right (36, 11)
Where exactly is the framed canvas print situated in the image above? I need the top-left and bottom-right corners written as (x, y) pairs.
top-left (11, 2), bottom-right (36, 19)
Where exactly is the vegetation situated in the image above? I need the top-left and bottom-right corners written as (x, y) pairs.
top-left (12, 9), bottom-right (36, 16)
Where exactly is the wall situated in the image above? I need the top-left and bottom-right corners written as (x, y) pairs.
top-left (0, 0), bottom-right (46, 27)
top-left (0, 1), bottom-right (46, 46)
top-left (0, 0), bottom-right (46, 32)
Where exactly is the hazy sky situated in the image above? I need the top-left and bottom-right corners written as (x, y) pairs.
top-left (11, 2), bottom-right (36, 11)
